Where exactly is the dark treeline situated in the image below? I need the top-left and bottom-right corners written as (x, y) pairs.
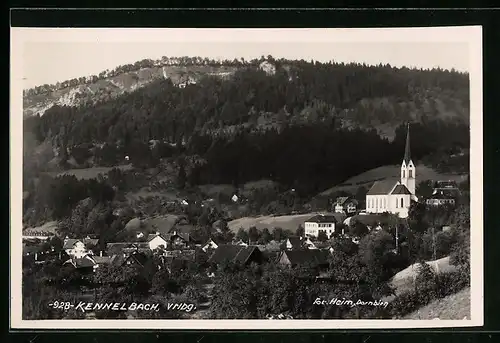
top-left (26, 60), bottom-right (469, 147)
top-left (23, 59), bottom-right (470, 197)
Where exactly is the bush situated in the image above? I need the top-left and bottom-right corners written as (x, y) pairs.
top-left (389, 267), bottom-right (469, 318)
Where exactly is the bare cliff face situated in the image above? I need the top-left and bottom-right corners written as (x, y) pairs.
top-left (22, 64), bottom-right (238, 118)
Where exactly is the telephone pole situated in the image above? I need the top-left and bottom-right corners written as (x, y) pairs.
top-left (432, 227), bottom-right (437, 261)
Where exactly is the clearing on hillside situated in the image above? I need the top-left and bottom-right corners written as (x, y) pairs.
top-left (46, 164), bottom-right (133, 180)
top-left (320, 164), bottom-right (468, 196)
top-left (228, 212), bottom-right (326, 233)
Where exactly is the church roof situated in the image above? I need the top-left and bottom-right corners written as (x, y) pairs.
top-left (403, 123), bottom-right (412, 164)
top-left (391, 184), bottom-right (412, 195)
top-left (366, 180), bottom-right (398, 195)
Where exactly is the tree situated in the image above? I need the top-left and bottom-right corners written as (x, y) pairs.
top-left (248, 226), bottom-right (260, 244)
top-left (317, 231), bottom-right (328, 242)
top-left (415, 180), bottom-right (434, 200)
top-left (272, 227), bottom-right (287, 242)
top-left (450, 204), bottom-right (470, 267)
top-left (236, 228), bottom-right (249, 243)
top-left (350, 221), bottom-right (370, 238)
top-left (260, 228), bottom-right (272, 244)
top-left (177, 159), bottom-right (187, 190)
top-left (295, 225), bottom-right (305, 237)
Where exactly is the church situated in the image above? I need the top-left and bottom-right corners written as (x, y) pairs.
top-left (365, 124), bottom-right (417, 218)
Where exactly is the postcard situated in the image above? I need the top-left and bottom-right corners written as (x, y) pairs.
top-left (10, 25), bottom-right (483, 329)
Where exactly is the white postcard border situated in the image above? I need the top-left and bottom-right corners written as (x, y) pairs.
top-left (10, 26), bottom-right (483, 329)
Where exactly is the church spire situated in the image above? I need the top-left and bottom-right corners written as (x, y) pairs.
top-left (404, 123), bottom-right (411, 164)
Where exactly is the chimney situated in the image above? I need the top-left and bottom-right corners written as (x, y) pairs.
top-left (34, 253), bottom-right (38, 261)
top-left (100, 251), bottom-right (103, 257)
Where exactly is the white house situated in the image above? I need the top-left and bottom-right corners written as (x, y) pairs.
top-left (303, 214), bottom-right (337, 238)
top-left (63, 239), bottom-right (88, 259)
top-left (202, 238), bottom-right (219, 252)
top-left (334, 197), bottom-right (358, 214)
top-left (147, 233), bottom-right (169, 251)
top-left (365, 124), bottom-right (417, 219)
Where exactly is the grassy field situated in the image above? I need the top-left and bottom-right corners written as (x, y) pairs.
top-left (47, 164), bottom-right (133, 180)
top-left (228, 212), bottom-right (325, 233)
top-left (319, 164), bottom-right (468, 196)
top-left (23, 221), bottom-right (59, 233)
top-left (403, 287), bottom-right (470, 320)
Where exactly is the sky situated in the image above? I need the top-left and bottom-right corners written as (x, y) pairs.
top-left (15, 27), bottom-right (475, 89)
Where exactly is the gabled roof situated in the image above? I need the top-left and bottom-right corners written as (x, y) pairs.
top-left (336, 197), bottom-right (350, 205)
top-left (147, 233), bottom-right (169, 243)
top-left (208, 245), bottom-right (261, 264)
top-left (64, 255), bottom-right (96, 269)
top-left (391, 184), bottom-right (412, 195)
top-left (305, 215), bottom-right (338, 223)
top-left (93, 256), bottom-right (117, 265)
top-left (63, 239), bottom-right (82, 250)
top-left (83, 238), bottom-right (99, 246)
top-left (126, 252), bottom-right (149, 266)
top-left (280, 250), bottom-right (330, 267)
top-left (366, 180), bottom-right (398, 195)
top-left (106, 242), bottom-right (147, 255)
top-left (286, 236), bottom-right (304, 249)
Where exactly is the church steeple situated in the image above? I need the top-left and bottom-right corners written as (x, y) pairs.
top-left (401, 122), bottom-right (416, 195)
top-left (403, 123), bottom-right (411, 164)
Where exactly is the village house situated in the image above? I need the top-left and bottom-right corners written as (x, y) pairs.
top-left (366, 124), bottom-right (417, 218)
top-left (147, 233), bottom-right (169, 250)
top-left (63, 254), bottom-right (98, 273)
top-left (208, 245), bottom-right (263, 266)
top-left (334, 197), bottom-right (358, 214)
top-left (426, 191), bottom-right (457, 206)
top-left (233, 239), bottom-right (249, 246)
top-left (106, 242), bottom-right (149, 257)
top-left (202, 237), bottom-right (221, 252)
top-left (426, 182), bottom-right (460, 207)
top-left (277, 250), bottom-right (330, 269)
top-left (63, 237), bottom-right (99, 259)
top-left (303, 214), bottom-right (338, 238)
top-left (284, 236), bottom-right (317, 250)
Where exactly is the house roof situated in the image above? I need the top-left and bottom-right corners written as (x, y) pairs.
top-left (280, 250), bottom-right (330, 267)
top-left (93, 256), bottom-right (116, 265)
top-left (23, 244), bottom-right (41, 255)
top-left (287, 236), bottom-right (304, 249)
top-left (391, 184), bottom-right (412, 195)
top-left (305, 214), bottom-right (338, 223)
top-left (147, 233), bottom-right (169, 243)
top-left (208, 245), bottom-right (260, 264)
top-left (126, 252), bottom-right (149, 266)
top-left (65, 255), bottom-right (97, 269)
top-left (366, 180), bottom-right (398, 195)
top-left (106, 242), bottom-right (148, 255)
top-left (83, 238), bottom-right (99, 246)
top-left (428, 193), bottom-right (456, 200)
top-left (336, 197), bottom-right (350, 205)
top-left (63, 239), bottom-right (82, 250)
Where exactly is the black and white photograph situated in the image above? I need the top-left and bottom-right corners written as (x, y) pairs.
top-left (10, 26), bottom-right (483, 329)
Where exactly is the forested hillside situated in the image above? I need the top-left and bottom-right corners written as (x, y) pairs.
top-left (22, 57), bottom-right (470, 227)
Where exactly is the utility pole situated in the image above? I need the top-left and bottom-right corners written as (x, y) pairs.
top-left (432, 227), bottom-right (437, 261)
top-left (395, 224), bottom-right (399, 253)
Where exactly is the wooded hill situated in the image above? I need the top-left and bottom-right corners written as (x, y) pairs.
top-left (23, 57), bottom-right (470, 197)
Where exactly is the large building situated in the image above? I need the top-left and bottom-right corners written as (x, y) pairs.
top-left (365, 124), bottom-right (417, 218)
top-left (303, 214), bottom-right (338, 238)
